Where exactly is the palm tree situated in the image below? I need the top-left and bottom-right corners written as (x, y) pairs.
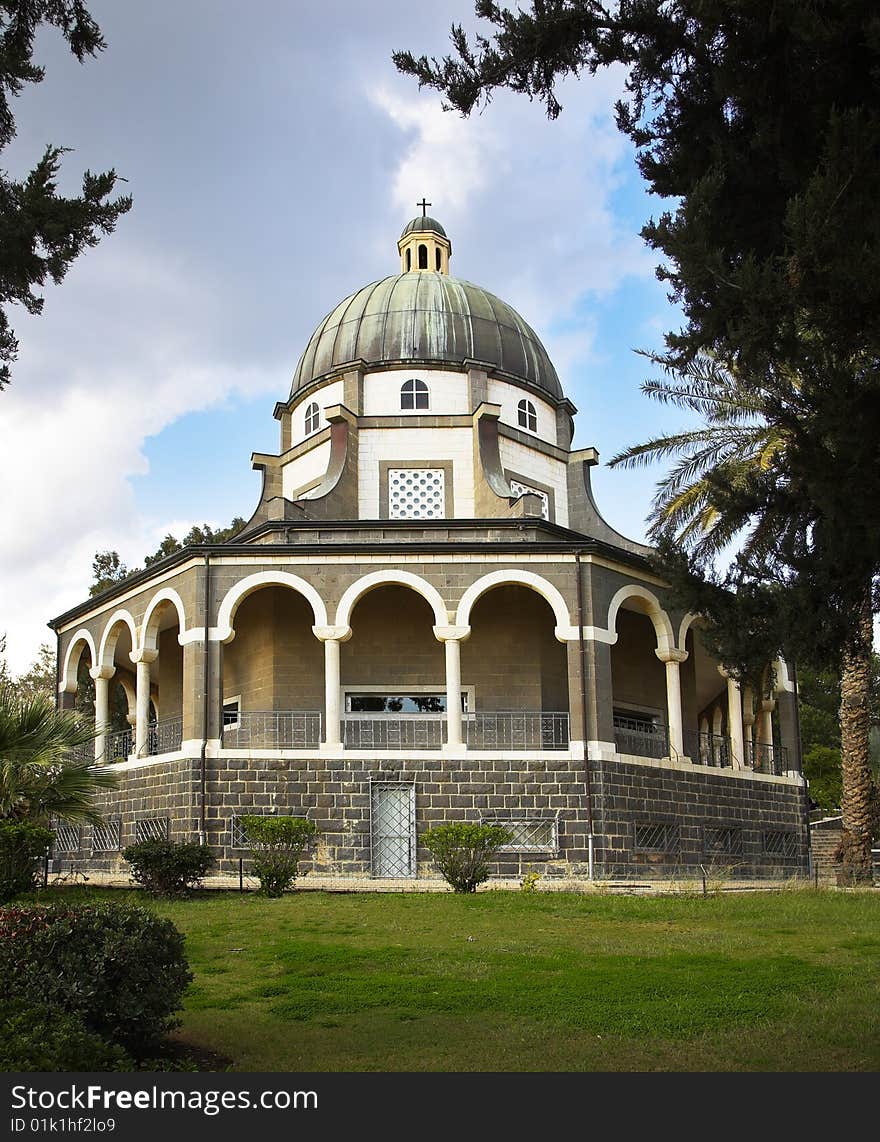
top-left (610, 351), bottom-right (876, 886)
top-left (0, 682), bottom-right (118, 825)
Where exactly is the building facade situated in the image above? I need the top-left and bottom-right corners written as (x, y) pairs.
top-left (50, 214), bottom-right (809, 882)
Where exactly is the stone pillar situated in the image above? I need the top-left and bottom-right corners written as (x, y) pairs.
top-left (725, 674), bottom-right (746, 770)
top-left (657, 649), bottom-right (688, 758)
top-left (775, 690), bottom-right (801, 773)
top-left (89, 666), bottom-right (115, 761)
top-left (569, 636), bottom-right (615, 759)
top-left (313, 626), bottom-right (352, 749)
top-left (741, 685), bottom-right (755, 765)
top-left (758, 696), bottom-right (776, 769)
top-left (434, 626), bottom-right (470, 753)
top-left (131, 650), bottom-right (158, 757)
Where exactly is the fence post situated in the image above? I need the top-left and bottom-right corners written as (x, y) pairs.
top-left (43, 848), bottom-right (50, 888)
top-left (239, 857), bottom-right (244, 893)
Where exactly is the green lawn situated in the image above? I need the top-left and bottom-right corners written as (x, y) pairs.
top-left (39, 886), bottom-right (880, 1072)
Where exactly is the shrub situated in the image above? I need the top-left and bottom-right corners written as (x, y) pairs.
top-left (241, 815), bottom-right (316, 897)
top-left (421, 822), bottom-right (514, 893)
top-left (122, 838), bottom-right (215, 895)
top-left (0, 819), bottom-right (54, 902)
top-left (0, 998), bottom-right (132, 1071)
top-left (0, 902), bottom-right (193, 1054)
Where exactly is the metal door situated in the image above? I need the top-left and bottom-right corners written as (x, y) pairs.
top-left (371, 782), bottom-right (415, 877)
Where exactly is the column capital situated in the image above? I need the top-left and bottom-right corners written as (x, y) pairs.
top-left (432, 624), bottom-right (471, 643)
top-left (312, 625), bottom-right (352, 643)
top-left (760, 697), bottom-right (776, 713)
top-left (129, 648), bottom-right (158, 665)
top-left (89, 665), bottom-right (116, 680)
top-left (656, 648), bottom-right (688, 665)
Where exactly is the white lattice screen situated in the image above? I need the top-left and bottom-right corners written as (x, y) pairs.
top-left (388, 468), bottom-right (445, 518)
top-left (509, 479), bottom-right (549, 520)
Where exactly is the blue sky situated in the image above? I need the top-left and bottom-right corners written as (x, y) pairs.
top-left (0, 1), bottom-right (689, 672)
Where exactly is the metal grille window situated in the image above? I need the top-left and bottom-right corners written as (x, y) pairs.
top-left (517, 398), bottom-right (537, 432)
top-left (703, 826), bottom-right (743, 856)
top-left (508, 479), bottom-right (549, 520)
top-left (388, 468), bottom-right (445, 518)
top-left (763, 830), bottom-right (799, 857)
top-left (634, 822), bottom-right (680, 853)
top-left (230, 813), bottom-right (310, 849)
top-left (222, 697), bottom-right (240, 728)
top-left (135, 817), bottom-right (169, 843)
top-left (371, 782), bottom-right (415, 877)
top-left (485, 818), bottom-right (557, 851)
top-left (92, 819), bottom-right (121, 852)
top-left (54, 824), bottom-right (81, 852)
top-left (400, 378), bottom-right (429, 410)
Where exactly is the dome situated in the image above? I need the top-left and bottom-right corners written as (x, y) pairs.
top-left (399, 215), bottom-right (447, 239)
top-left (290, 273), bottom-right (562, 399)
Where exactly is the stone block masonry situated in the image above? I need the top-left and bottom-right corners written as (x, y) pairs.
top-left (54, 752), bottom-right (810, 883)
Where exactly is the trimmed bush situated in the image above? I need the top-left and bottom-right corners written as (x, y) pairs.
top-left (0, 819), bottom-right (54, 902)
top-left (0, 998), bottom-right (132, 1071)
top-left (0, 902), bottom-right (193, 1054)
top-left (122, 839), bottom-right (215, 895)
top-left (241, 815), bottom-right (316, 897)
top-left (421, 822), bottom-right (514, 893)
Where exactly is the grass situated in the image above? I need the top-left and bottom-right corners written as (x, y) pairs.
top-left (31, 886), bottom-right (880, 1072)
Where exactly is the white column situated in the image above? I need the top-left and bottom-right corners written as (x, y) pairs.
top-left (131, 651), bottom-right (157, 757)
top-left (759, 697), bottom-right (776, 763)
top-left (89, 666), bottom-right (114, 761)
top-left (434, 626), bottom-right (471, 754)
top-left (324, 638), bottom-right (341, 746)
top-left (656, 648), bottom-right (687, 758)
top-left (726, 676), bottom-right (746, 770)
top-left (312, 626), bottom-right (352, 750)
top-left (444, 638), bottom-right (463, 749)
top-left (741, 685), bottom-right (755, 766)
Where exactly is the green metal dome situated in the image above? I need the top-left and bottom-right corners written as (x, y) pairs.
top-left (399, 215), bottom-right (447, 239)
top-left (290, 273), bottom-right (562, 399)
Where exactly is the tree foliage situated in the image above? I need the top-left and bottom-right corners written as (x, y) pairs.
top-left (397, 1), bottom-right (880, 881)
top-left (0, 681), bottom-right (116, 825)
top-left (421, 822), bottom-right (513, 893)
top-left (0, 1), bottom-right (131, 389)
top-left (89, 518), bottom-right (246, 596)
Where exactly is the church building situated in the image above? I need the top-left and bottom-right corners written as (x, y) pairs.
top-left (50, 211), bottom-right (809, 882)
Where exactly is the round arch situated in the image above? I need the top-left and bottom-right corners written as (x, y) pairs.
top-left (454, 570), bottom-right (571, 640)
top-left (97, 609), bottom-right (138, 673)
top-left (216, 571), bottom-right (328, 642)
top-left (606, 585), bottom-right (675, 656)
top-left (60, 630), bottom-right (97, 693)
top-left (677, 611), bottom-right (703, 652)
top-left (335, 570), bottom-right (448, 630)
top-left (141, 588), bottom-right (188, 654)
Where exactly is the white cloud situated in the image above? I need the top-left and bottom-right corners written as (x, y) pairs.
top-left (0, 240), bottom-right (279, 674)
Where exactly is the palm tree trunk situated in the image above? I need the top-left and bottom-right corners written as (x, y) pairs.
top-left (836, 586), bottom-right (875, 886)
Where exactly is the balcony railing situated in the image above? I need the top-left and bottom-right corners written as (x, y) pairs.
top-left (144, 716), bottom-right (184, 756)
top-left (746, 740), bottom-right (788, 775)
top-left (613, 716), bottom-right (669, 759)
top-left (222, 711), bottom-right (322, 749)
top-left (685, 731), bottom-right (733, 768)
top-left (342, 717), bottom-right (446, 750)
top-left (106, 728), bottom-right (132, 761)
top-left (465, 711), bottom-right (569, 750)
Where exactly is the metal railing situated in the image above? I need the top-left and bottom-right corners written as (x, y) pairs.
top-left (465, 711), bottom-right (569, 750)
top-left (613, 716), bottom-right (669, 759)
top-left (342, 717), bottom-right (446, 750)
top-left (684, 731), bottom-right (732, 768)
top-left (106, 728), bottom-right (132, 761)
top-left (222, 710), bottom-right (322, 749)
top-left (144, 716), bottom-right (184, 756)
top-left (746, 740), bottom-right (788, 775)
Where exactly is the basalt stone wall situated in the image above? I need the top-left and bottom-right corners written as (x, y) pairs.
top-left (590, 757), bottom-right (810, 879)
top-left (52, 758), bottom-right (200, 875)
top-left (204, 754), bottom-right (594, 878)
top-left (52, 753), bottom-right (810, 882)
